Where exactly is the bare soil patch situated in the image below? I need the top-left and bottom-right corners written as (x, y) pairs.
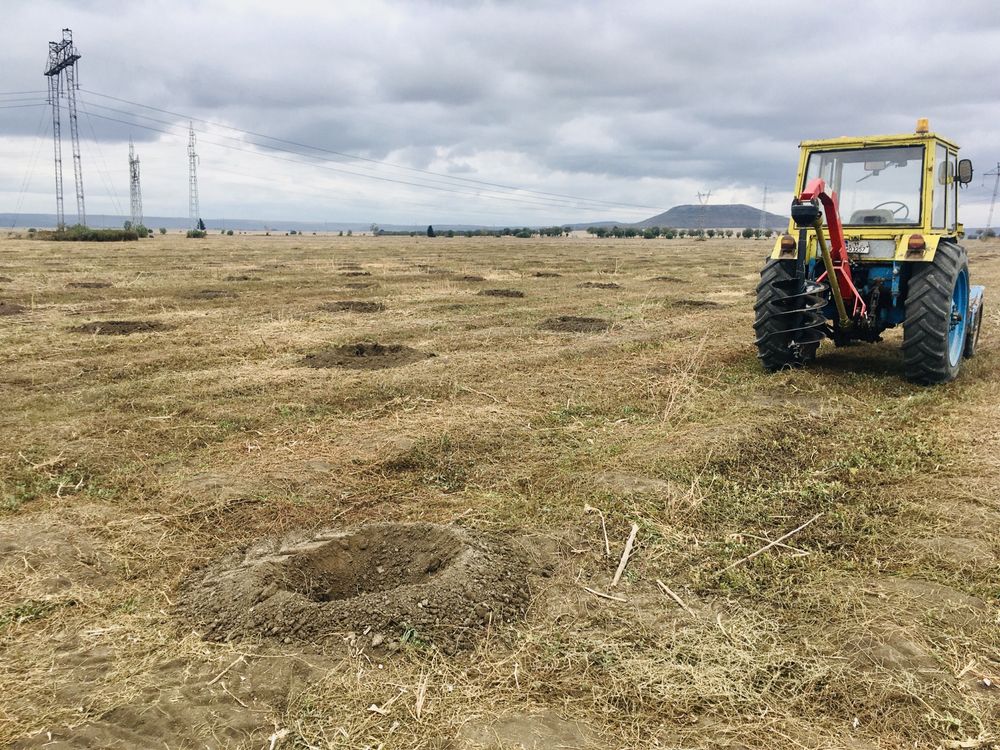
top-left (478, 289), bottom-right (525, 298)
top-left (578, 281), bottom-right (621, 289)
top-left (340, 271), bottom-right (371, 277)
top-left (541, 316), bottom-right (610, 333)
top-left (188, 289), bottom-right (237, 299)
top-left (301, 341), bottom-right (434, 369)
top-left (0, 276), bottom-right (11, 283)
top-left (674, 298), bottom-right (722, 308)
top-left (461, 274), bottom-right (486, 281)
top-left (177, 523), bottom-right (533, 651)
top-left (533, 271), bottom-right (561, 278)
top-left (67, 281), bottom-right (111, 289)
top-left (70, 320), bottom-right (171, 336)
top-left (224, 274), bottom-right (259, 281)
top-left (650, 275), bottom-right (687, 283)
top-left (320, 300), bottom-right (385, 313)
top-left (0, 301), bottom-right (25, 316)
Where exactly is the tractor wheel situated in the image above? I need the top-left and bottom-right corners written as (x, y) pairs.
top-left (754, 259), bottom-right (816, 371)
top-left (902, 241), bottom-right (969, 384)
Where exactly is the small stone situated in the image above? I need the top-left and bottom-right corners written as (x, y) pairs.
top-left (371, 633), bottom-right (385, 647)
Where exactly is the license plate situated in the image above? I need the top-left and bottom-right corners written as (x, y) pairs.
top-left (846, 240), bottom-right (870, 255)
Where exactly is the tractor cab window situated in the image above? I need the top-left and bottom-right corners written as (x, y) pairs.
top-left (804, 145), bottom-right (924, 226)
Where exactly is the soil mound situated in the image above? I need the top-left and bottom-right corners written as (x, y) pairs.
top-left (225, 274), bottom-right (258, 281)
top-left (189, 289), bottom-right (237, 299)
top-left (478, 289), bottom-right (525, 298)
top-left (301, 342), bottom-right (434, 369)
top-left (68, 281), bottom-right (111, 289)
top-left (340, 271), bottom-right (371, 277)
top-left (177, 523), bottom-right (533, 650)
top-left (650, 275), bottom-right (687, 283)
top-left (0, 276), bottom-right (12, 283)
top-left (674, 299), bottom-right (721, 308)
top-left (320, 301), bottom-right (385, 313)
top-left (541, 316), bottom-right (610, 333)
top-left (0, 301), bottom-right (25, 316)
top-left (461, 275), bottom-right (486, 281)
top-left (578, 281), bottom-right (621, 289)
top-left (533, 271), bottom-right (561, 277)
top-left (71, 320), bottom-right (170, 335)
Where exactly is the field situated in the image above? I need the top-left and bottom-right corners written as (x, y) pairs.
top-left (1, 232), bottom-right (998, 749)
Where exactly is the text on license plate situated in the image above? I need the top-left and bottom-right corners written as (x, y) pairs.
top-left (846, 240), bottom-right (870, 255)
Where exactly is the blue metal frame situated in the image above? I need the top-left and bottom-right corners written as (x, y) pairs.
top-left (949, 269), bottom-right (969, 367)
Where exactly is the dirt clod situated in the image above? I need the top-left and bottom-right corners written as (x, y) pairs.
top-left (0, 301), bottom-right (25, 316)
top-left (578, 281), bottom-right (621, 289)
top-left (67, 281), bottom-right (112, 289)
top-left (301, 341), bottom-right (434, 369)
top-left (177, 523), bottom-right (533, 650)
top-left (320, 301), bottom-right (385, 313)
top-left (478, 289), bottom-right (525, 298)
top-left (541, 316), bottom-right (610, 333)
top-left (70, 320), bottom-right (170, 335)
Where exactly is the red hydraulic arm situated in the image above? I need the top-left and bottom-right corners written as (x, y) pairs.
top-left (796, 178), bottom-right (866, 319)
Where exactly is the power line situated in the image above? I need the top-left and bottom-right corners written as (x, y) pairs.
top-left (44, 27), bottom-right (85, 228)
top-left (79, 88), bottom-right (664, 214)
top-left (79, 108), bottom-right (649, 216)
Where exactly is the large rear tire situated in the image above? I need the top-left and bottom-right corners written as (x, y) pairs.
top-left (754, 259), bottom-right (815, 371)
top-left (902, 242), bottom-right (969, 384)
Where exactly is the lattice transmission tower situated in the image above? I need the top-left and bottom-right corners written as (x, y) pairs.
top-left (44, 28), bottom-right (85, 229)
top-left (188, 123), bottom-right (200, 229)
top-left (984, 162), bottom-right (1000, 236)
top-left (128, 138), bottom-right (143, 227)
top-left (696, 189), bottom-right (713, 236)
top-left (758, 185), bottom-right (769, 232)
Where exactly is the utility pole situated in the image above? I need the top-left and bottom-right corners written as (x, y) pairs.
top-left (188, 123), bottom-right (200, 230)
top-left (128, 137), bottom-right (142, 228)
top-left (985, 162), bottom-right (1000, 236)
top-left (696, 189), bottom-right (713, 236)
top-left (758, 185), bottom-right (769, 233)
top-left (44, 28), bottom-right (85, 229)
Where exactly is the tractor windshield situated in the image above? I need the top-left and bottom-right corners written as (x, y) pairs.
top-left (803, 145), bottom-right (924, 226)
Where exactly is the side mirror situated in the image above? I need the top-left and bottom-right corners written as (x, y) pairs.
top-left (958, 158), bottom-right (974, 184)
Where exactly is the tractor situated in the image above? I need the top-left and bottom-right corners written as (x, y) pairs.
top-left (754, 119), bottom-right (984, 383)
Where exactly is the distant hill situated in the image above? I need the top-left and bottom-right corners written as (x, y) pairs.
top-left (635, 204), bottom-right (788, 229)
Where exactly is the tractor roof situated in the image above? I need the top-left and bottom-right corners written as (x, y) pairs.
top-left (799, 132), bottom-right (960, 151)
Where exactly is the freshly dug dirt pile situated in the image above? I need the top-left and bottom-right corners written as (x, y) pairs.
top-left (177, 523), bottom-right (533, 651)
top-left (533, 271), bottom-right (561, 277)
top-left (650, 275), bottom-right (687, 283)
top-left (578, 281), bottom-right (621, 289)
top-left (70, 320), bottom-right (170, 335)
top-left (478, 289), bottom-right (525, 298)
top-left (0, 301), bottom-right (25, 316)
top-left (320, 301), bottom-right (385, 313)
top-left (225, 274), bottom-right (258, 281)
top-left (67, 281), bottom-right (112, 289)
top-left (189, 289), bottom-right (237, 299)
top-left (541, 316), bottom-right (610, 333)
top-left (301, 342), bottom-right (434, 369)
top-left (461, 275), bottom-right (486, 281)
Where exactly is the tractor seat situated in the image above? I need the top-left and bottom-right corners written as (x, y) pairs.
top-left (849, 209), bottom-right (895, 225)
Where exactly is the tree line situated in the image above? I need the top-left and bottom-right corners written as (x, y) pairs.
top-left (586, 226), bottom-right (776, 239)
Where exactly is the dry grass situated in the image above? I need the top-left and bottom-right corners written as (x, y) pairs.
top-left (1, 232), bottom-right (999, 749)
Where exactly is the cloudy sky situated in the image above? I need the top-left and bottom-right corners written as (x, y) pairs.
top-left (3, 0), bottom-right (1000, 227)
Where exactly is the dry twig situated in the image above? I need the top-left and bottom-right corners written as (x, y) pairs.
top-left (610, 523), bottom-right (639, 587)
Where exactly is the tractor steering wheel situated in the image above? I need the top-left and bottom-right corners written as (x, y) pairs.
top-left (872, 200), bottom-right (910, 220)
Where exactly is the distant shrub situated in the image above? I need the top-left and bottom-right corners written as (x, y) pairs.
top-left (226, 229), bottom-right (234, 236)
top-left (742, 227), bottom-right (754, 239)
top-left (27, 227), bottom-right (36, 234)
top-left (446, 229), bottom-right (455, 238)
top-left (289, 229), bottom-right (297, 235)
top-left (427, 225), bottom-right (435, 237)
top-left (46, 225), bottom-right (138, 242)
top-left (346, 229), bottom-right (352, 236)
top-left (159, 227), bottom-right (167, 235)
top-left (186, 229), bottom-right (207, 238)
